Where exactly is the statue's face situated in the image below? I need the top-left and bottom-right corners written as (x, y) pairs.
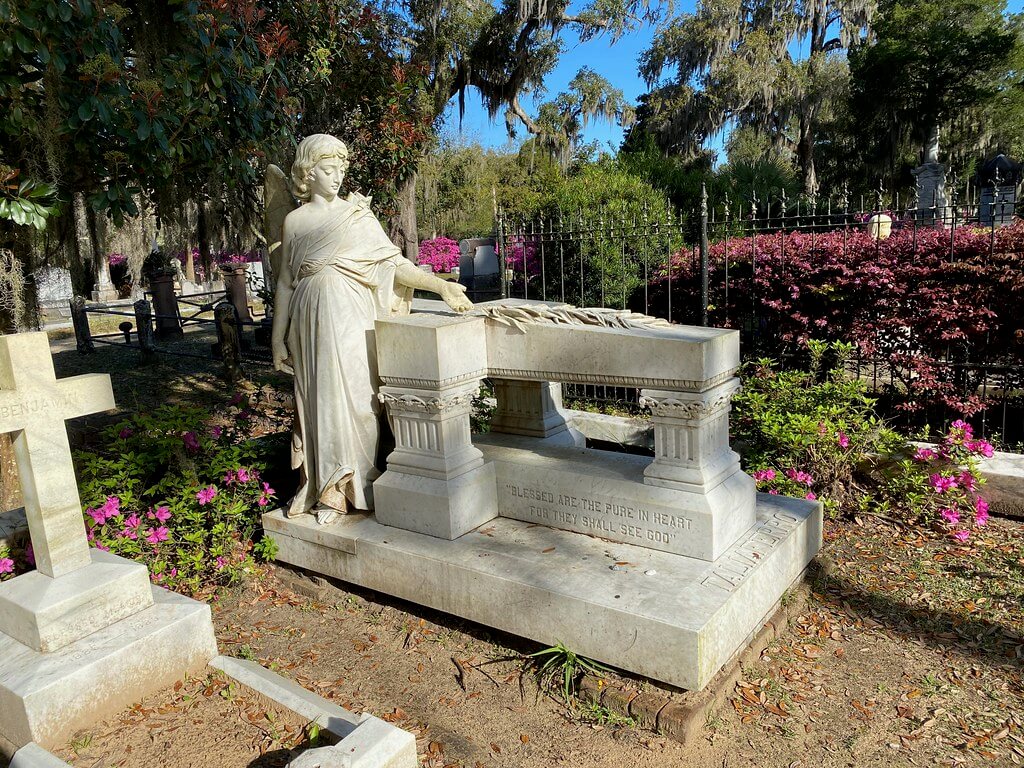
top-left (309, 157), bottom-right (346, 199)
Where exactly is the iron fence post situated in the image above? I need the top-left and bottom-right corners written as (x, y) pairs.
top-left (700, 183), bottom-right (709, 326)
top-left (70, 296), bottom-right (94, 354)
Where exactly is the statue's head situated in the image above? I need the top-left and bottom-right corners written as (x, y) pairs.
top-left (291, 134), bottom-right (350, 202)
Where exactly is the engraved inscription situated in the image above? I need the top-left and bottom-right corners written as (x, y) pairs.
top-left (0, 393), bottom-right (75, 422)
top-left (701, 511), bottom-right (801, 593)
top-left (502, 482), bottom-right (692, 547)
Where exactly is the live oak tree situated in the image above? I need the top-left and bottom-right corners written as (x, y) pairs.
top-left (635, 0), bottom-right (874, 196)
top-left (847, 0), bottom-right (1019, 177)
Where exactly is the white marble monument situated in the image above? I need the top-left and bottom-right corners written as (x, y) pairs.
top-left (0, 332), bottom-right (217, 757)
top-left (264, 302), bottom-right (822, 691)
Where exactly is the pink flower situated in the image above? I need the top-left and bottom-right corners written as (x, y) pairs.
top-left (210, 426), bottom-right (223, 439)
top-left (785, 468), bottom-right (814, 487)
top-left (0, 557), bottom-right (13, 574)
top-left (752, 469), bottom-right (777, 482)
top-left (837, 432), bottom-right (850, 449)
top-left (196, 486), bottom-right (218, 505)
top-left (805, 492), bottom-right (817, 500)
top-left (118, 427), bottom-right (134, 439)
top-left (215, 556), bottom-right (227, 570)
top-left (914, 447), bottom-right (936, 462)
top-left (124, 513), bottom-right (141, 529)
top-left (974, 497), bottom-right (990, 526)
top-left (967, 439), bottom-right (994, 458)
top-left (952, 529), bottom-right (971, 542)
top-left (236, 468), bottom-right (251, 483)
top-left (119, 526), bottom-right (138, 541)
top-left (94, 542), bottom-right (109, 552)
top-left (950, 420), bottom-right (974, 439)
top-left (147, 506), bottom-right (171, 523)
top-left (958, 472), bottom-right (977, 492)
top-left (223, 470), bottom-right (235, 485)
top-left (87, 508), bottom-right (107, 525)
top-left (940, 508), bottom-right (960, 525)
top-left (768, 489), bottom-right (780, 495)
top-left (145, 526), bottom-right (169, 544)
top-left (101, 496), bottom-right (121, 518)
top-left (182, 431), bottom-right (200, 454)
top-left (929, 474), bottom-right (957, 493)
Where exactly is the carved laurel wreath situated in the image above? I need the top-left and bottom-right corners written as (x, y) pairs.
top-left (465, 304), bottom-right (673, 332)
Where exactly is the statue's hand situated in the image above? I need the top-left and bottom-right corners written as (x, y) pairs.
top-left (439, 281), bottom-right (473, 313)
top-left (272, 340), bottom-right (294, 375)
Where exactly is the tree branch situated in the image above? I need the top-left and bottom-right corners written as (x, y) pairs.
top-left (508, 93), bottom-right (542, 135)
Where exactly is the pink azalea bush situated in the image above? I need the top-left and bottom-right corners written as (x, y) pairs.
top-left (74, 401), bottom-right (278, 593)
top-left (647, 221), bottom-right (1024, 415)
top-left (418, 237), bottom-right (460, 272)
top-left (874, 420), bottom-right (992, 542)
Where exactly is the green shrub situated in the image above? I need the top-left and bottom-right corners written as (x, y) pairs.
top-left (733, 341), bottom-right (899, 516)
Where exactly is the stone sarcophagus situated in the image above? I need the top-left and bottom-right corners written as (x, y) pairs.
top-left (264, 301), bottom-right (821, 691)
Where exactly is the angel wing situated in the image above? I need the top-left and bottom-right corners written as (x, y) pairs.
top-left (264, 164), bottom-right (296, 290)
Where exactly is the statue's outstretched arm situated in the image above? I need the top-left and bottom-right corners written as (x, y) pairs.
top-left (394, 260), bottom-right (473, 313)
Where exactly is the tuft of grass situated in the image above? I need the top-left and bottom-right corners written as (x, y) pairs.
top-left (527, 642), bottom-right (610, 703)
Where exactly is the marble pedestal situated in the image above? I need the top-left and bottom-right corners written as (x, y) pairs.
top-left (0, 585), bottom-right (217, 757)
top-left (264, 493), bottom-right (821, 691)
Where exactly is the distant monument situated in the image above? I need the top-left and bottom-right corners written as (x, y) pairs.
top-left (912, 126), bottom-right (948, 225)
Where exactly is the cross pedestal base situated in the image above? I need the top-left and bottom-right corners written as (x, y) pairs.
top-left (0, 549), bottom-right (154, 653)
top-left (0, 586), bottom-right (217, 757)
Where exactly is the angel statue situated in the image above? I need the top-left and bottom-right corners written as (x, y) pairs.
top-left (265, 134), bottom-right (472, 526)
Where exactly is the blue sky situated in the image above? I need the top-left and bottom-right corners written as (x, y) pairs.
top-left (438, 0), bottom-right (1024, 158)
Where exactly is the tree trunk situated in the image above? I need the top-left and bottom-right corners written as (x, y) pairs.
top-left (389, 173), bottom-right (419, 263)
top-left (197, 199), bottom-right (214, 281)
top-left (797, 115), bottom-right (818, 198)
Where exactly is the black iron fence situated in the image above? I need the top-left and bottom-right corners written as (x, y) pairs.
top-left (497, 182), bottom-right (1024, 444)
top-left (70, 287), bottom-right (273, 383)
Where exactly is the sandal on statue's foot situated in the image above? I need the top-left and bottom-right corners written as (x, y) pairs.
top-left (315, 507), bottom-right (340, 526)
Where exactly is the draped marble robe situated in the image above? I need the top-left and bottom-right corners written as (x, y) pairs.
top-left (285, 194), bottom-right (410, 517)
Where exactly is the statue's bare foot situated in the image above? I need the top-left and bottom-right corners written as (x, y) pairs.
top-left (315, 507), bottom-right (340, 526)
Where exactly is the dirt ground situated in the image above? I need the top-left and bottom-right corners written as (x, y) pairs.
top-left (34, 335), bottom-right (1024, 768)
top-left (54, 671), bottom-right (329, 768)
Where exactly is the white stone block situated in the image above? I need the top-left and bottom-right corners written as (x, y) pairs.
top-left (0, 549), bottom-right (153, 652)
top-left (334, 715), bottom-right (417, 768)
top-left (0, 587), bottom-right (217, 755)
top-left (210, 655), bottom-right (360, 739)
top-left (483, 317), bottom-right (738, 390)
top-left (476, 434), bottom-right (754, 561)
top-left (375, 314), bottom-right (487, 387)
top-left (10, 742), bottom-right (72, 768)
top-left (373, 463), bottom-right (497, 539)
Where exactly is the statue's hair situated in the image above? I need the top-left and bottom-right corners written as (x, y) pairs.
top-left (291, 134), bottom-right (350, 201)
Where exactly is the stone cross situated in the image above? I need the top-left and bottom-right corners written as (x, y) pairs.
top-left (0, 333), bottom-right (114, 578)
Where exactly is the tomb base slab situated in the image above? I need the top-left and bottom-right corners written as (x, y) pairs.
top-left (263, 493), bottom-right (821, 691)
top-left (0, 587), bottom-right (217, 757)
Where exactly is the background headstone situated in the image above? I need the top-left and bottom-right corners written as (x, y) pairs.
top-left (457, 237), bottom-right (500, 302)
top-left (977, 154), bottom-right (1021, 227)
